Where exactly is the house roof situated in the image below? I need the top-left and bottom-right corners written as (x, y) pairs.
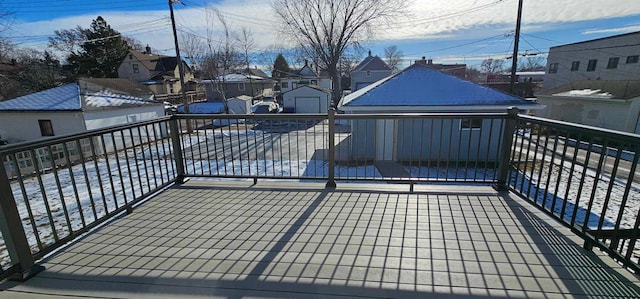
top-left (0, 79), bottom-right (159, 112)
top-left (283, 84), bottom-right (331, 95)
top-left (549, 31), bottom-right (640, 50)
top-left (127, 50), bottom-right (191, 81)
top-left (340, 63), bottom-right (535, 109)
top-left (353, 55), bottom-right (391, 73)
top-left (204, 73), bottom-right (276, 83)
top-left (537, 80), bottom-right (640, 100)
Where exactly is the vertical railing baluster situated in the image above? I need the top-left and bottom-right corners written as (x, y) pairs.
top-left (136, 126), bottom-right (151, 194)
top-left (560, 133), bottom-right (582, 222)
top-left (494, 107), bottom-right (517, 191)
top-left (169, 117), bottom-right (185, 183)
top-left (597, 143), bottom-right (624, 232)
top-left (45, 144), bottom-right (72, 236)
top-left (110, 133), bottom-right (129, 210)
top-left (62, 142), bottom-right (85, 227)
top-left (582, 139), bottom-right (609, 232)
top-left (571, 137), bottom-right (594, 227)
top-left (31, 148), bottom-right (59, 243)
top-left (144, 124), bottom-right (159, 188)
top-left (327, 109), bottom-right (336, 187)
top-left (99, 134), bottom-right (118, 211)
top-left (88, 138), bottom-right (109, 216)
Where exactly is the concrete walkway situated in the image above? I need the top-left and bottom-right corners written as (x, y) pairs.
top-left (1, 181), bottom-right (639, 298)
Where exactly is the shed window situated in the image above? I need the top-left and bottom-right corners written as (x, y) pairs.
top-left (587, 59), bottom-right (597, 72)
top-left (548, 63), bottom-right (558, 74)
top-left (38, 120), bottom-right (54, 136)
top-left (627, 55), bottom-right (639, 64)
top-left (238, 83), bottom-right (245, 91)
top-left (281, 82), bottom-right (289, 88)
top-left (607, 57), bottom-right (619, 69)
top-left (461, 119), bottom-right (482, 129)
top-left (570, 61), bottom-right (580, 71)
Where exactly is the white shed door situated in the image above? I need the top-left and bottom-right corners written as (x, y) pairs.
top-left (295, 97), bottom-right (321, 113)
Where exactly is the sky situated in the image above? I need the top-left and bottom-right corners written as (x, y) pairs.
top-left (2, 0), bottom-right (640, 70)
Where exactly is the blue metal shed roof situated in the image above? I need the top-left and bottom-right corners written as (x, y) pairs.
top-left (0, 83), bottom-right (81, 111)
top-left (341, 64), bottom-right (533, 107)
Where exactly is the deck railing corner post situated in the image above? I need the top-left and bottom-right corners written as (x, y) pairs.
top-left (493, 106), bottom-right (518, 191)
top-left (0, 156), bottom-right (43, 280)
top-left (326, 108), bottom-right (337, 188)
top-left (169, 116), bottom-right (185, 183)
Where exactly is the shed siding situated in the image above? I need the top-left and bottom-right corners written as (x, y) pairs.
top-left (0, 112), bottom-right (85, 143)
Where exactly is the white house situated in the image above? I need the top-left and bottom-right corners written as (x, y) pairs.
top-left (544, 31), bottom-right (640, 89)
top-left (536, 80), bottom-right (640, 134)
top-left (350, 51), bottom-right (392, 91)
top-left (338, 63), bottom-right (540, 162)
top-left (282, 85), bottom-right (331, 113)
top-left (278, 61), bottom-right (332, 94)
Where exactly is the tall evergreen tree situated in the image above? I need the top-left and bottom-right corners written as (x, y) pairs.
top-left (66, 16), bottom-right (130, 78)
top-left (272, 54), bottom-right (290, 78)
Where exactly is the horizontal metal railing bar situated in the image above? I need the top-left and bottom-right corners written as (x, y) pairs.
top-left (335, 112), bottom-right (509, 120)
top-left (586, 229), bottom-right (640, 238)
top-left (0, 117), bottom-right (172, 154)
top-left (517, 114), bottom-right (640, 143)
top-left (183, 174), bottom-right (495, 183)
top-left (173, 114), bottom-right (327, 120)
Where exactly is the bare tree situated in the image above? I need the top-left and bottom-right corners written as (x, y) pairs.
top-left (384, 45), bottom-right (403, 73)
top-left (180, 32), bottom-right (206, 71)
top-left (480, 58), bottom-right (506, 74)
top-left (518, 56), bottom-right (546, 72)
top-left (122, 36), bottom-right (145, 51)
top-left (273, 0), bottom-right (407, 103)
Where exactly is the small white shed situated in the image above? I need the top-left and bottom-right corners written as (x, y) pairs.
top-left (282, 85), bottom-right (331, 113)
top-left (226, 95), bottom-right (253, 114)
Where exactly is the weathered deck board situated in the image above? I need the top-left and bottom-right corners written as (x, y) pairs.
top-left (1, 181), bottom-right (639, 298)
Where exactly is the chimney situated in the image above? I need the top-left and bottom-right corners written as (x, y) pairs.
top-left (415, 56), bottom-right (427, 65)
top-left (304, 59), bottom-right (308, 67)
top-left (368, 50), bottom-right (372, 57)
top-left (427, 59), bottom-right (433, 65)
top-left (145, 44), bottom-right (151, 54)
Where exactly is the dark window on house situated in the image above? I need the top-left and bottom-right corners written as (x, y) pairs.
top-left (571, 61), bottom-right (580, 71)
top-left (627, 55), bottom-right (639, 64)
top-left (38, 120), bottom-right (54, 136)
top-left (169, 83), bottom-right (174, 93)
top-left (281, 82), bottom-right (289, 88)
top-left (461, 119), bottom-right (482, 129)
top-left (128, 54), bottom-right (132, 59)
top-left (587, 59), bottom-right (597, 71)
top-left (132, 63), bottom-right (139, 73)
top-left (311, 80), bottom-right (317, 85)
top-left (238, 83), bottom-right (245, 91)
top-left (548, 63), bottom-right (558, 73)
top-left (607, 57), bottom-right (619, 69)
top-left (366, 70), bottom-right (371, 77)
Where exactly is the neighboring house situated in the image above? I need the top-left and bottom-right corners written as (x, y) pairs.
top-left (0, 78), bottom-right (163, 176)
top-left (414, 57), bottom-right (467, 79)
top-left (338, 63), bottom-right (539, 162)
top-left (544, 31), bottom-right (640, 89)
top-left (282, 85), bottom-right (331, 113)
top-left (536, 80), bottom-right (640, 133)
top-left (201, 73), bottom-right (276, 102)
top-left (350, 51), bottom-right (392, 92)
top-left (278, 60), bottom-right (332, 94)
top-left (117, 46), bottom-right (195, 95)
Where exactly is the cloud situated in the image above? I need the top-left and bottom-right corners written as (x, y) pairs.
top-left (582, 25), bottom-right (640, 35)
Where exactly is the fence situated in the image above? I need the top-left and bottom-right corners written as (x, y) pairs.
top-left (1, 110), bottom-right (639, 280)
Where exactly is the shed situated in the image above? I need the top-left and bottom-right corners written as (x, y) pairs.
top-left (227, 95), bottom-right (253, 114)
top-left (282, 85), bottom-right (331, 113)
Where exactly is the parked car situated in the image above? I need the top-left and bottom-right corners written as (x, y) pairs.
top-left (252, 101), bottom-right (280, 114)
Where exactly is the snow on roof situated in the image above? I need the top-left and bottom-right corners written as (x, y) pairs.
top-left (208, 73), bottom-right (271, 83)
top-left (0, 83), bottom-right (81, 111)
top-left (177, 102), bottom-right (225, 114)
top-left (552, 89), bottom-right (614, 98)
top-left (340, 64), bottom-right (535, 108)
top-left (84, 90), bottom-right (158, 109)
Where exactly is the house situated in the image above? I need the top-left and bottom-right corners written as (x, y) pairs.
top-left (338, 63), bottom-right (539, 162)
top-left (544, 31), bottom-right (640, 89)
top-left (536, 80), bottom-right (640, 133)
top-left (282, 85), bottom-right (331, 113)
top-left (350, 51), bottom-right (392, 92)
top-left (201, 73), bottom-right (276, 102)
top-left (0, 78), bottom-right (163, 175)
top-left (414, 57), bottom-right (467, 79)
top-left (117, 46), bottom-right (196, 96)
top-left (278, 60), bottom-right (332, 94)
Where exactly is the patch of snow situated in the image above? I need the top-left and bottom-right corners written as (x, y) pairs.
top-left (553, 89), bottom-right (614, 98)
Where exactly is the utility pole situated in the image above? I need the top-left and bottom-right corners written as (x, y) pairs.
top-left (169, 0), bottom-right (191, 132)
top-left (509, 0), bottom-right (523, 95)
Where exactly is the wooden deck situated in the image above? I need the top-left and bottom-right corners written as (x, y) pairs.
top-left (1, 181), bottom-right (639, 298)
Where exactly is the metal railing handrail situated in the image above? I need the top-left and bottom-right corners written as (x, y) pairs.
top-left (518, 114), bottom-right (640, 142)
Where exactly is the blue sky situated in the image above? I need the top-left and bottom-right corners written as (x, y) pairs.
top-left (2, 0), bottom-right (640, 70)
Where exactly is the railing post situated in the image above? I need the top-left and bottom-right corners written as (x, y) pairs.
top-left (0, 159), bottom-right (44, 280)
top-left (326, 108), bottom-right (336, 188)
top-left (494, 107), bottom-right (518, 191)
top-left (169, 117), bottom-right (185, 183)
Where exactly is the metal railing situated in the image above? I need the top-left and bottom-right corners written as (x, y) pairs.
top-left (1, 109), bottom-right (639, 279)
top-left (508, 115), bottom-right (640, 272)
top-left (0, 118), bottom-right (177, 280)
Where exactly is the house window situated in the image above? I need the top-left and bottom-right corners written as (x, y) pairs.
top-left (607, 57), bottom-right (619, 69)
top-left (627, 55), bottom-right (639, 64)
top-left (169, 83), bottom-right (174, 93)
top-left (366, 71), bottom-right (371, 77)
top-left (238, 83), bottom-right (245, 91)
top-left (461, 119), bottom-right (482, 129)
top-left (571, 61), bottom-right (580, 71)
top-left (548, 63), bottom-right (558, 74)
top-left (281, 82), bottom-right (289, 88)
top-left (587, 59), bottom-right (597, 72)
top-left (38, 120), bottom-right (54, 136)
top-left (311, 80), bottom-right (317, 85)
top-left (132, 63), bottom-right (139, 73)
top-left (128, 54), bottom-right (132, 59)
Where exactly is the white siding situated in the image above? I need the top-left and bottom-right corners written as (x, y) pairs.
top-left (83, 105), bottom-right (164, 131)
top-left (283, 87), bottom-right (330, 113)
top-left (0, 111), bottom-right (85, 143)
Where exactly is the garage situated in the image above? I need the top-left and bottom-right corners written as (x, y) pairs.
top-left (282, 85), bottom-right (330, 113)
